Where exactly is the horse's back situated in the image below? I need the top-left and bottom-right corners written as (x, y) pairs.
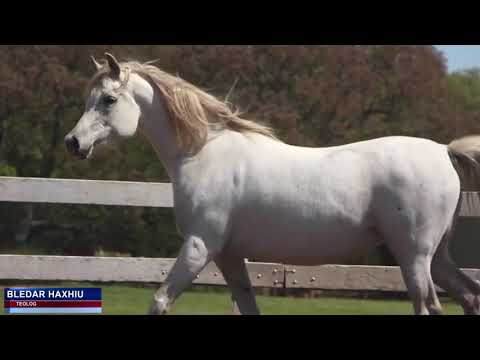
top-left (240, 135), bottom-right (455, 199)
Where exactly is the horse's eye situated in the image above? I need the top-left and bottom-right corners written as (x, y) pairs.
top-left (103, 95), bottom-right (118, 106)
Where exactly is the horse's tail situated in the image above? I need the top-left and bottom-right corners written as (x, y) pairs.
top-left (448, 135), bottom-right (480, 191)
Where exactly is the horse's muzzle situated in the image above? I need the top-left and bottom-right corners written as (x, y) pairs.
top-left (65, 135), bottom-right (88, 160)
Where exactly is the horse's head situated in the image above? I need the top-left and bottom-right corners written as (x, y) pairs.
top-left (65, 53), bottom-right (145, 160)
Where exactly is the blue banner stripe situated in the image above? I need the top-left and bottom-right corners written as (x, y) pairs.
top-left (4, 288), bottom-right (102, 301)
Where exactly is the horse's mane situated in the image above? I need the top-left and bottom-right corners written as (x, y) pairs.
top-left (87, 60), bottom-right (279, 154)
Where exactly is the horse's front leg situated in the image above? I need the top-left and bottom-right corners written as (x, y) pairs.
top-left (149, 234), bottom-right (220, 315)
top-left (215, 256), bottom-right (260, 315)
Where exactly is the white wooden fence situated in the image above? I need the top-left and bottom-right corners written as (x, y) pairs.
top-left (1, 176), bottom-right (480, 293)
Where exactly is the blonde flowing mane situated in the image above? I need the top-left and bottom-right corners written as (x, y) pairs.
top-left (88, 60), bottom-right (278, 154)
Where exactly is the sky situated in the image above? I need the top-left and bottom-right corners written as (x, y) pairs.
top-left (435, 45), bottom-right (480, 73)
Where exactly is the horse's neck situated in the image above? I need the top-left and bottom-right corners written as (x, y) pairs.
top-left (138, 100), bottom-right (234, 183)
top-left (137, 95), bottom-right (183, 181)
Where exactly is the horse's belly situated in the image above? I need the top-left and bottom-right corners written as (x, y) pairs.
top-left (227, 215), bottom-right (379, 265)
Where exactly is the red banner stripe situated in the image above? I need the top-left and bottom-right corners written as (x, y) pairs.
top-left (5, 301), bottom-right (102, 308)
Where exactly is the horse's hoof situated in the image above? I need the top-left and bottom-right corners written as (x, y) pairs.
top-left (148, 299), bottom-right (169, 315)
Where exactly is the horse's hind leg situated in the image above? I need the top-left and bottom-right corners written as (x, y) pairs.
top-left (382, 223), bottom-right (443, 315)
top-left (397, 255), bottom-right (442, 315)
top-left (432, 236), bottom-right (480, 315)
top-left (215, 255), bottom-right (260, 315)
top-left (430, 200), bottom-right (480, 315)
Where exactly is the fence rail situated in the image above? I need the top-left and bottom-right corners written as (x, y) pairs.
top-left (0, 177), bottom-right (173, 207)
top-left (1, 177), bottom-right (479, 293)
top-left (1, 255), bottom-right (480, 293)
top-left (2, 177), bottom-right (480, 217)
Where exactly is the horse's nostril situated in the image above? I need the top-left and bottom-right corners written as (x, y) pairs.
top-left (65, 136), bottom-right (80, 155)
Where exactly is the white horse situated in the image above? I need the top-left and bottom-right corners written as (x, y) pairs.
top-left (65, 53), bottom-right (480, 315)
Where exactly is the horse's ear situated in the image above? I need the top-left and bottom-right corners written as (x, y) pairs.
top-left (105, 53), bottom-right (121, 79)
top-left (90, 55), bottom-right (104, 72)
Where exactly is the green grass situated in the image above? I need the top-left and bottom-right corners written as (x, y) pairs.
top-left (0, 283), bottom-right (465, 315)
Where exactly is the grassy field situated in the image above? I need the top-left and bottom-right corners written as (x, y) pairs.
top-left (0, 283), bottom-right (465, 315)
